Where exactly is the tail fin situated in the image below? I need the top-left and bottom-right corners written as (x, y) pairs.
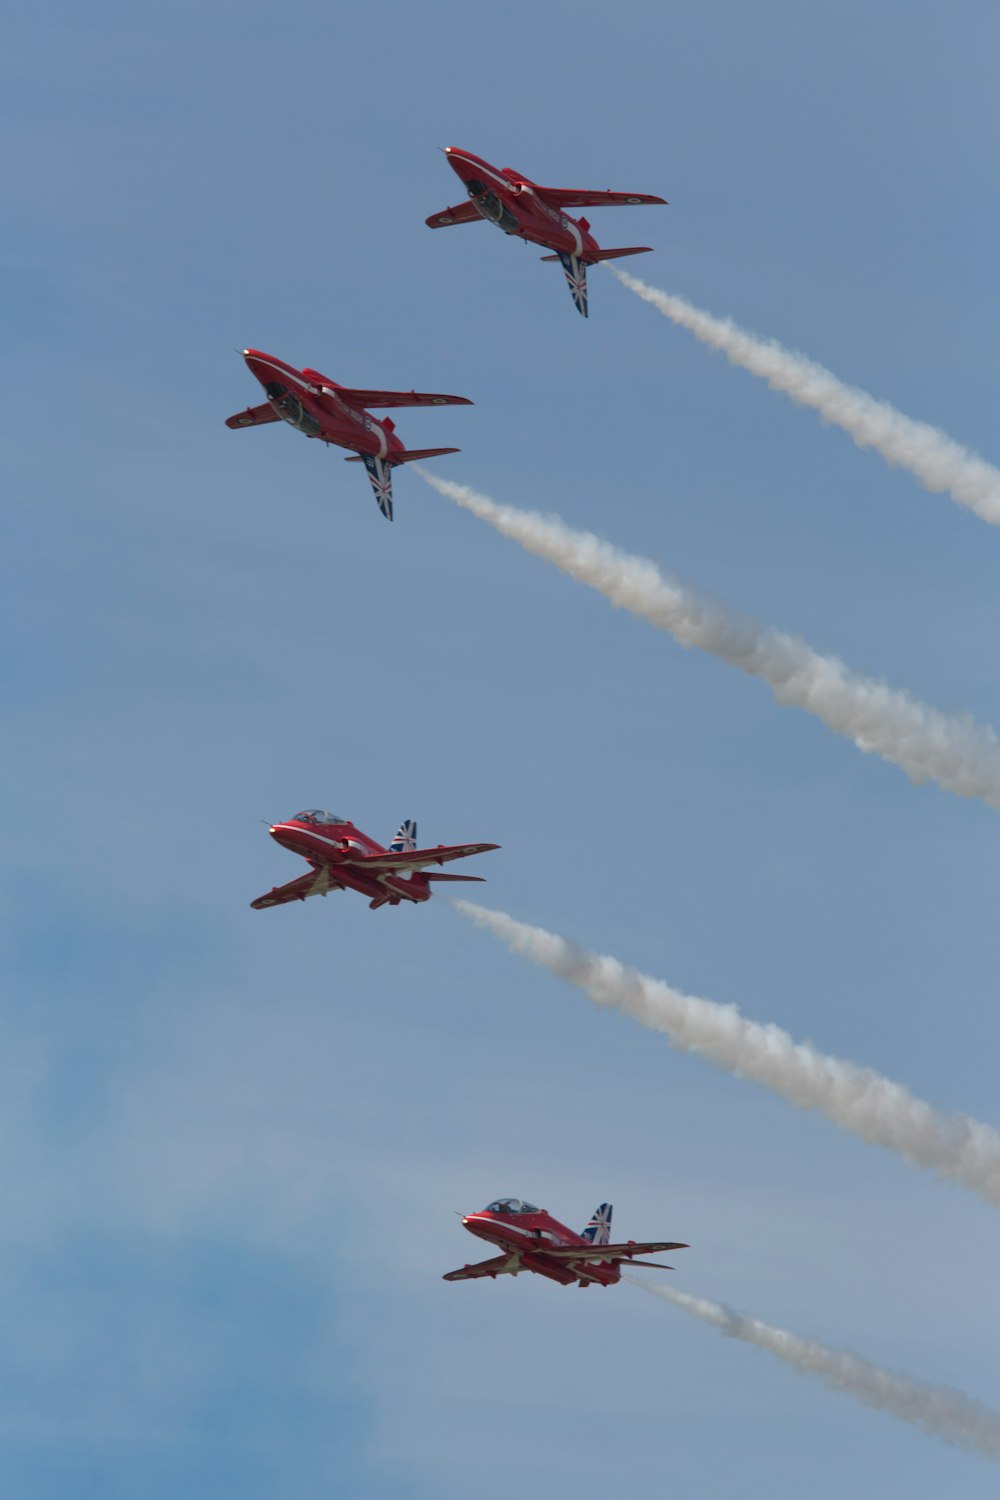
top-left (389, 819), bottom-right (417, 853)
top-left (361, 455), bottom-right (394, 521)
top-left (556, 252), bottom-right (588, 317)
top-left (581, 1203), bottom-right (612, 1245)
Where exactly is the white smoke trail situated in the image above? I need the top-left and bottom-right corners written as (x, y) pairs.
top-left (455, 902), bottom-right (1000, 1209)
top-left (609, 265), bottom-right (1000, 526)
top-left (632, 1280), bottom-right (1000, 1461)
top-left (418, 469), bottom-right (1000, 811)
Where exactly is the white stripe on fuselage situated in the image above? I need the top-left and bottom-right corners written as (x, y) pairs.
top-left (273, 826), bottom-right (426, 899)
top-left (272, 823), bottom-right (364, 854)
top-left (465, 1217), bottom-right (564, 1245)
top-left (247, 358), bottom-right (387, 453)
top-left (246, 355), bottom-right (320, 395)
top-left (446, 154), bottom-right (516, 193)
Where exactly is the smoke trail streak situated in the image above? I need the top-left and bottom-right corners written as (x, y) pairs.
top-left (455, 902), bottom-right (1000, 1209)
top-left (631, 1280), bottom-right (1000, 1461)
top-left (609, 265), bottom-right (1000, 526)
top-left (418, 469), bottom-right (1000, 811)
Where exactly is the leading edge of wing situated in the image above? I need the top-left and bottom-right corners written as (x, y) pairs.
top-left (536, 188), bottom-right (667, 209)
top-left (426, 201), bottom-right (484, 229)
top-left (334, 388), bottom-right (473, 411)
top-left (357, 843), bottom-right (499, 873)
top-left (250, 868), bottom-right (344, 909)
top-left (443, 1253), bottom-right (519, 1281)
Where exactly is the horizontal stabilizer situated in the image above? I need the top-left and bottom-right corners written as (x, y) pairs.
top-left (393, 446), bottom-right (461, 466)
top-left (424, 872), bottom-right (487, 883)
top-left (539, 246), bottom-right (652, 264)
top-left (589, 246), bottom-right (653, 262)
top-left (623, 1259), bottom-right (676, 1270)
top-left (335, 388), bottom-right (473, 410)
top-left (345, 447), bottom-right (461, 466)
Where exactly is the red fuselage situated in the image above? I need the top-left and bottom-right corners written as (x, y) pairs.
top-left (269, 816), bottom-right (432, 905)
top-left (242, 351), bottom-right (405, 461)
top-left (441, 148), bottom-right (603, 261)
top-left (461, 1205), bottom-right (623, 1287)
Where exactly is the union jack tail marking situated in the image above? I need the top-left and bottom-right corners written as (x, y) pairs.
top-left (389, 819), bottom-right (417, 853)
top-left (557, 252), bottom-right (589, 317)
top-left (581, 1202), bottom-right (612, 1245)
top-left (362, 455), bottom-right (394, 521)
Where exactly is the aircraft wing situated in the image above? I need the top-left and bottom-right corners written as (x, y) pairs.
top-left (356, 842), bottom-right (499, 873)
top-left (250, 867), bottom-right (344, 909)
top-left (443, 1254), bottom-right (519, 1282)
top-left (225, 402), bottom-right (281, 429)
top-left (335, 388), bottom-right (473, 411)
top-left (537, 188), bottom-right (667, 209)
top-left (540, 1241), bottom-right (688, 1261)
top-left (426, 201), bottom-right (484, 229)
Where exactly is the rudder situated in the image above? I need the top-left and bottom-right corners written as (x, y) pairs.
top-left (581, 1203), bottom-right (612, 1245)
top-left (558, 252), bottom-right (588, 317)
top-left (389, 819), bottom-right (417, 853)
top-left (362, 455), bottom-right (394, 521)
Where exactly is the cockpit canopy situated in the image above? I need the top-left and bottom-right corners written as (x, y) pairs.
top-left (483, 1198), bottom-right (539, 1216)
top-left (292, 810), bottom-right (344, 826)
top-left (465, 179), bottom-right (520, 235)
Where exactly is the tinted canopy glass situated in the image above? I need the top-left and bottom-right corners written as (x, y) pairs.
top-left (484, 1198), bottom-right (539, 1215)
top-left (293, 810), bottom-right (343, 826)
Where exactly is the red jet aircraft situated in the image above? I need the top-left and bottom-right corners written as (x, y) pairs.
top-left (444, 1198), bottom-right (688, 1288)
top-left (251, 813), bottom-right (498, 913)
top-left (426, 147), bottom-right (667, 317)
top-left (225, 350), bottom-right (472, 520)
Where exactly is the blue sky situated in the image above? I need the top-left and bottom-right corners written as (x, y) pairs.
top-left (4, 1), bottom-right (1000, 1494)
